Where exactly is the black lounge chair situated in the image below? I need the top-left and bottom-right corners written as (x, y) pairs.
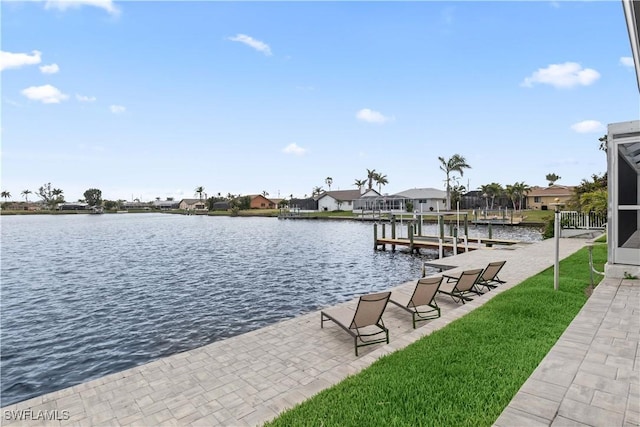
top-left (437, 268), bottom-right (484, 304)
top-left (389, 276), bottom-right (442, 328)
top-left (321, 291), bottom-right (391, 356)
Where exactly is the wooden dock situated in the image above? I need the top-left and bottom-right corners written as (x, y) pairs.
top-left (374, 235), bottom-right (520, 254)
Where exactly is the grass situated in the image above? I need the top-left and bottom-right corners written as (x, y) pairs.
top-left (266, 243), bottom-right (607, 427)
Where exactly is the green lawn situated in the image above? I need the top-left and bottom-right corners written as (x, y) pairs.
top-left (266, 244), bottom-right (607, 427)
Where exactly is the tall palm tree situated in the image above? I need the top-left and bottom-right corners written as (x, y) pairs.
top-left (195, 186), bottom-right (205, 202)
top-left (374, 173), bottom-right (388, 193)
top-left (513, 181), bottom-right (531, 211)
top-left (439, 154), bottom-right (471, 210)
top-left (325, 177), bottom-right (333, 191)
top-left (505, 184), bottom-right (518, 210)
top-left (312, 186), bottom-right (324, 197)
top-left (354, 179), bottom-right (366, 190)
top-left (21, 189), bottom-right (32, 203)
top-left (262, 190), bottom-right (269, 197)
top-left (366, 169), bottom-right (377, 190)
top-left (1, 191), bottom-right (11, 202)
top-left (479, 183), bottom-right (503, 209)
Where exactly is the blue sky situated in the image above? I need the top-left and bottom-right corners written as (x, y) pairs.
top-left (1, 0), bottom-right (638, 203)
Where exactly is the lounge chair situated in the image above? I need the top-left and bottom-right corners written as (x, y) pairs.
top-left (437, 268), bottom-right (484, 304)
top-left (321, 291), bottom-right (391, 356)
top-left (389, 276), bottom-right (442, 328)
top-left (444, 261), bottom-right (507, 293)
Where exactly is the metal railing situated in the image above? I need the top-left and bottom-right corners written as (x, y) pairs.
top-left (559, 211), bottom-right (607, 229)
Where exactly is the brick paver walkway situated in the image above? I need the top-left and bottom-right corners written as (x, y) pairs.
top-left (2, 236), bottom-right (636, 426)
top-left (494, 276), bottom-right (639, 427)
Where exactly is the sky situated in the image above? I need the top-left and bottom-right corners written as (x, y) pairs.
top-left (1, 0), bottom-right (639, 203)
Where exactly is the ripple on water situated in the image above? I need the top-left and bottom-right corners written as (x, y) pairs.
top-left (0, 214), bottom-right (541, 406)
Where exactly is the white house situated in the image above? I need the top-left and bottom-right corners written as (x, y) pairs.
top-left (393, 188), bottom-right (447, 212)
top-left (317, 189), bottom-right (379, 212)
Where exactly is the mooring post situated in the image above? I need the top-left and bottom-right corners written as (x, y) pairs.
top-left (464, 214), bottom-right (469, 237)
top-left (373, 223), bottom-right (378, 250)
top-left (382, 223), bottom-right (386, 239)
top-left (438, 216), bottom-right (444, 241)
top-left (409, 224), bottom-right (414, 252)
top-left (417, 218), bottom-right (422, 236)
top-left (453, 235), bottom-right (458, 256)
top-left (391, 215), bottom-right (396, 252)
top-left (487, 223), bottom-right (493, 247)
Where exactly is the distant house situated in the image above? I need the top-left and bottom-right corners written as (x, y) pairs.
top-left (526, 185), bottom-right (575, 210)
top-left (270, 198), bottom-right (285, 208)
top-left (289, 198), bottom-right (318, 211)
top-left (179, 199), bottom-right (206, 210)
top-left (317, 189), bottom-right (365, 211)
top-left (393, 188), bottom-right (447, 212)
top-left (212, 201), bottom-right (230, 211)
top-left (122, 201), bottom-right (152, 210)
top-left (461, 190), bottom-right (519, 210)
top-left (57, 202), bottom-right (88, 211)
top-left (249, 195), bottom-right (276, 209)
top-left (153, 200), bottom-right (179, 210)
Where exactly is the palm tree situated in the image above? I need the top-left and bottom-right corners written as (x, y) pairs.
top-left (438, 154), bottom-right (471, 210)
top-left (325, 177), bottom-right (333, 191)
top-left (354, 179), bottom-right (366, 190)
top-left (505, 184), bottom-right (518, 210)
top-left (262, 190), bottom-right (269, 197)
top-left (479, 183), bottom-right (503, 209)
top-left (374, 173), bottom-right (388, 193)
top-left (514, 181), bottom-right (531, 211)
top-left (312, 186), bottom-right (324, 197)
top-left (1, 191), bottom-right (11, 202)
top-left (366, 169), bottom-right (377, 190)
top-left (195, 186), bottom-right (205, 202)
top-left (21, 189), bottom-right (32, 203)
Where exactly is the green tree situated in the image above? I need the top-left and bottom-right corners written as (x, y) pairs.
top-left (450, 184), bottom-right (466, 209)
top-left (325, 177), bottom-right (333, 191)
top-left (37, 183), bottom-right (64, 209)
top-left (1, 191), bottom-right (11, 202)
top-left (83, 188), bottom-right (103, 207)
top-left (354, 179), bottom-right (366, 190)
top-left (545, 173), bottom-right (561, 186)
top-left (479, 182), bottom-right (503, 209)
top-left (580, 190), bottom-right (607, 216)
top-left (598, 134), bottom-right (607, 152)
top-left (21, 189), bottom-right (32, 203)
top-left (374, 173), bottom-right (388, 193)
top-left (439, 154), bottom-right (471, 210)
top-left (195, 186), bottom-right (205, 202)
top-left (569, 173), bottom-right (607, 212)
top-left (103, 200), bottom-right (118, 210)
top-left (366, 169), bottom-right (377, 190)
top-left (312, 186), bottom-right (324, 197)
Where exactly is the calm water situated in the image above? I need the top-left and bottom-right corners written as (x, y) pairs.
top-left (0, 213), bottom-right (541, 406)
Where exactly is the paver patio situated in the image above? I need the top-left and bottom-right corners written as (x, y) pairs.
top-left (1, 236), bottom-right (637, 427)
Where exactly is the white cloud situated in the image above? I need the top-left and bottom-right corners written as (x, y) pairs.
top-left (40, 63), bottom-right (60, 74)
top-left (0, 50), bottom-right (42, 71)
top-left (45, 0), bottom-right (120, 15)
top-left (21, 84), bottom-right (69, 104)
top-left (76, 94), bottom-right (96, 102)
top-left (356, 108), bottom-right (393, 124)
top-left (620, 56), bottom-right (634, 67)
top-left (228, 34), bottom-right (272, 56)
top-left (282, 143), bottom-right (306, 156)
top-left (570, 120), bottom-right (604, 133)
top-left (110, 105), bottom-right (126, 114)
top-left (521, 62), bottom-right (600, 88)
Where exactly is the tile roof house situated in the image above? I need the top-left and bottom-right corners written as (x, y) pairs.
top-left (526, 185), bottom-right (575, 210)
top-left (249, 195), bottom-right (276, 209)
top-left (179, 199), bottom-right (206, 210)
top-left (317, 189), bottom-right (372, 212)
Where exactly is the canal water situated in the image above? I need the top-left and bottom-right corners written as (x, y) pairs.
top-left (0, 213), bottom-right (542, 406)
